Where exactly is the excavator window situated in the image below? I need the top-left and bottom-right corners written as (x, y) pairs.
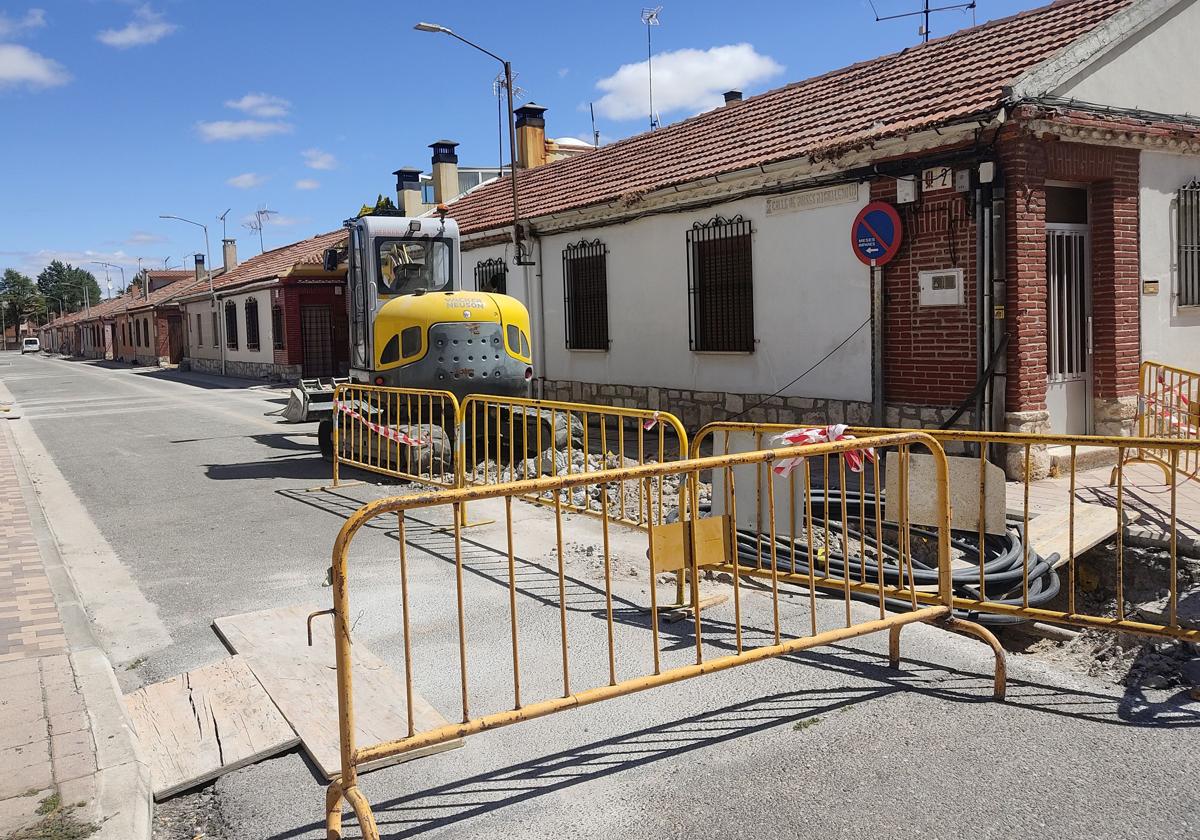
top-left (376, 238), bottom-right (451, 296)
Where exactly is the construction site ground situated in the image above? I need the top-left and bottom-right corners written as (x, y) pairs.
top-left (2, 352), bottom-right (1198, 840)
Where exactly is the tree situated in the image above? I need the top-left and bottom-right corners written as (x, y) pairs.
top-left (0, 269), bottom-right (45, 326)
top-left (36, 261), bottom-right (102, 314)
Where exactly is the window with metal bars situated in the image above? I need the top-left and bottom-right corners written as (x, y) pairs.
top-left (474, 257), bottom-right (507, 294)
top-left (245, 297), bottom-right (261, 351)
top-left (272, 304), bottom-right (284, 350)
top-left (225, 301), bottom-right (238, 350)
top-left (686, 214), bottom-right (754, 352)
top-left (195, 313), bottom-right (203, 348)
top-left (562, 239), bottom-right (609, 350)
top-left (1179, 179), bottom-right (1200, 306)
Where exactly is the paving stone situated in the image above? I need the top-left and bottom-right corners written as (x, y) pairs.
top-left (0, 714), bottom-right (46, 750)
top-left (44, 691), bottom-right (85, 718)
top-left (50, 730), bottom-right (93, 761)
top-left (0, 786), bottom-right (51, 833)
top-left (52, 747), bottom-right (97, 783)
top-left (47, 710), bottom-right (89, 736)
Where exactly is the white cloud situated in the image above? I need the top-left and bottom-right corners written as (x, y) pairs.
top-left (0, 43), bottom-right (68, 90)
top-left (557, 67), bottom-right (569, 78)
top-left (301, 148), bottom-right (336, 170)
top-left (196, 119), bottom-right (293, 142)
top-left (1, 247), bottom-right (139, 279)
top-left (241, 213), bottom-right (304, 228)
top-left (227, 172), bottom-right (267, 189)
top-left (126, 230), bottom-right (166, 245)
top-left (225, 92), bottom-right (290, 118)
top-left (96, 5), bottom-right (177, 49)
top-left (294, 179), bottom-right (320, 190)
top-left (594, 43), bottom-right (783, 122)
top-left (0, 8), bottom-right (47, 38)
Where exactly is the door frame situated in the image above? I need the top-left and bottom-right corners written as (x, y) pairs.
top-left (1045, 221), bottom-right (1093, 434)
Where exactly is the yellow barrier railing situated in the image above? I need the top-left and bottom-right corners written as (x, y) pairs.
top-left (458, 394), bottom-right (688, 530)
top-left (1125, 360), bottom-right (1200, 482)
top-left (693, 422), bottom-right (1200, 644)
top-left (322, 432), bottom-right (1005, 839)
top-left (331, 383), bottom-right (460, 489)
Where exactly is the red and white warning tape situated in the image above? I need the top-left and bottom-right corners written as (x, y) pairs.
top-left (337, 402), bottom-right (430, 446)
top-left (770, 424), bottom-right (876, 477)
top-left (643, 411), bottom-right (661, 431)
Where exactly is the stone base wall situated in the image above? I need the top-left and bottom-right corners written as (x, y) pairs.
top-left (1093, 395), bottom-right (1137, 437)
top-left (188, 356), bottom-right (302, 382)
top-left (537, 378), bottom-right (974, 443)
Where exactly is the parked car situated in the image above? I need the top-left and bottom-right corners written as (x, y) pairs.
top-left (21, 337), bottom-right (40, 354)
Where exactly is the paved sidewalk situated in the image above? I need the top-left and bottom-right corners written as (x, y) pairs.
top-left (0, 416), bottom-right (151, 839)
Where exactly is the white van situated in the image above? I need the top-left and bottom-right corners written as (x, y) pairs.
top-left (21, 337), bottom-right (40, 354)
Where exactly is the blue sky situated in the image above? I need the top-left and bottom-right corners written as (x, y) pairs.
top-left (1, 0), bottom-right (1047, 294)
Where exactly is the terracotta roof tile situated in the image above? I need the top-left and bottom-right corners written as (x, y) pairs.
top-left (180, 229), bottom-right (346, 297)
top-left (448, 0), bottom-right (1134, 234)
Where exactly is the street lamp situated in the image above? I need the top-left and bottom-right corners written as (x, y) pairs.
top-left (158, 214), bottom-right (213, 294)
top-left (90, 261), bottom-right (127, 299)
top-left (415, 21), bottom-right (525, 263)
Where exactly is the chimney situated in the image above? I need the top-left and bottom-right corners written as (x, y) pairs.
top-left (430, 140), bottom-right (459, 205)
top-left (222, 238), bottom-right (238, 272)
top-left (194, 253), bottom-right (205, 286)
top-left (515, 103), bottom-right (548, 169)
top-left (393, 167), bottom-right (424, 216)
top-left (723, 89), bottom-right (743, 105)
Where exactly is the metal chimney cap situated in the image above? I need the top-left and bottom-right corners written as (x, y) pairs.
top-left (723, 89), bottom-right (743, 104)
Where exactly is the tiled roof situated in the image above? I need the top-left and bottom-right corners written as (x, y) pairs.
top-left (144, 270), bottom-right (194, 283)
top-left (127, 275), bottom-right (208, 311)
top-left (448, 0), bottom-right (1134, 234)
top-left (179, 229), bottom-right (346, 298)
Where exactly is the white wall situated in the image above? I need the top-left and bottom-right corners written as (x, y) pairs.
top-left (1140, 149), bottom-right (1200, 370)
top-left (482, 185), bottom-right (872, 400)
top-left (1054, 0), bottom-right (1200, 117)
top-left (220, 288), bottom-right (275, 365)
top-left (183, 299), bottom-right (221, 361)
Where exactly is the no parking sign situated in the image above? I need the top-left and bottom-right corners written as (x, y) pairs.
top-left (851, 202), bottom-right (903, 266)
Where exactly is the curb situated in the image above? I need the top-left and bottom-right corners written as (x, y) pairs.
top-left (1, 389), bottom-right (154, 840)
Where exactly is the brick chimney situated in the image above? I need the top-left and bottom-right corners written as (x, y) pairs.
top-left (194, 254), bottom-right (205, 286)
top-left (222, 238), bottom-right (238, 272)
top-left (430, 140), bottom-right (459, 205)
top-left (394, 167), bottom-right (424, 216)
top-left (515, 103), bottom-right (548, 169)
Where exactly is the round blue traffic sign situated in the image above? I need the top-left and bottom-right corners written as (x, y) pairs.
top-left (852, 201), bottom-right (903, 266)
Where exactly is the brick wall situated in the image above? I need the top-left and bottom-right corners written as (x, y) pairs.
top-left (275, 282), bottom-right (350, 374)
top-left (873, 177), bottom-right (977, 407)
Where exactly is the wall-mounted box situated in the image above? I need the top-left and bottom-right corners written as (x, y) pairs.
top-left (918, 268), bottom-right (965, 306)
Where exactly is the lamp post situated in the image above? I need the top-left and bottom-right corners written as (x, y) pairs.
top-left (414, 21), bottom-right (524, 262)
top-left (160, 213), bottom-right (222, 374)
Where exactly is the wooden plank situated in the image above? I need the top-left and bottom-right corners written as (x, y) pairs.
top-left (1026, 501), bottom-right (1140, 568)
top-left (213, 604), bottom-right (461, 779)
top-left (123, 656), bottom-right (298, 800)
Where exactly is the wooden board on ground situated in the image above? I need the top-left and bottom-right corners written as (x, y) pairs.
top-left (1026, 501), bottom-right (1140, 568)
top-left (124, 656), bottom-right (298, 800)
top-left (213, 604), bottom-right (461, 779)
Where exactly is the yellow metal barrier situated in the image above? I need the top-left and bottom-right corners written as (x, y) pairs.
top-left (322, 432), bottom-right (1004, 839)
top-left (694, 421), bottom-right (1200, 644)
top-left (1124, 360), bottom-right (1200, 482)
top-left (331, 383), bottom-right (460, 489)
top-left (458, 394), bottom-right (689, 531)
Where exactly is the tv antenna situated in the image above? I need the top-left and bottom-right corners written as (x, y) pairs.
top-left (590, 102), bottom-right (600, 148)
top-left (493, 71), bottom-right (525, 174)
top-left (869, 0), bottom-right (976, 43)
top-left (242, 207), bottom-right (277, 254)
top-left (217, 208), bottom-right (231, 240)
top-left (641, 6), bottom-right (662, 130)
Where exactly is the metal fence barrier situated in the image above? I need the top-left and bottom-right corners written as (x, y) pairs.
top-left (458, 394), bottom-right (689, 530)
top-left (331, 383), bottom-right (460, 489)
top-left (694, 422), bottom-right (1200, 644)
top-left (1124, 360), bottom-right (1200, 482)
top-left (322, 432), bottom-right (1005, 839)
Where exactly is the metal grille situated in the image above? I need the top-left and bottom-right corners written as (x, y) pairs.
top-left (1047, 229), bottom-right (1088, 382)
top-left (686, 215), bottom-right (754, 352)
top-left (562, 239), bottom-right (609, 350)
top-left (245, 297), bottom-right (261, 351)
top-left (301, 305), bottom-right (334, 378)
top-left (272, 305), bottom-right (284, 350)
top-left (1180, 179), bottom-right (1200, 306)
top-left (225, 301), bottom-right (238, 350)
top-left (474, 257), bottom-right (507, 294)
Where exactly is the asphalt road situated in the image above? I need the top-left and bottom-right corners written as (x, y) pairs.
top-left (2, 351), bottom-right (1199, 840)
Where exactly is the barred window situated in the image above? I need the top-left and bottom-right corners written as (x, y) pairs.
top-left (245, 297), bottom-right (261, 351)
top-left (211, 312), bottom-right (218, 347)
top-left (686, 214), bottom-right (755, 352)
top-left (474, 257), bottom-right (507, 294)
top-left (225, 301), bottom-right (239, 350)
top-left (272, 304), bottom-right (284, 350)
top-left (143, 318), bottom-right (150, 348)
top-left (195, 313), bottom-right (203, 347)
top-left (1180, 179), bottom-right (1200, 306)
top-left (562, 239), bottom-right (609, 350)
